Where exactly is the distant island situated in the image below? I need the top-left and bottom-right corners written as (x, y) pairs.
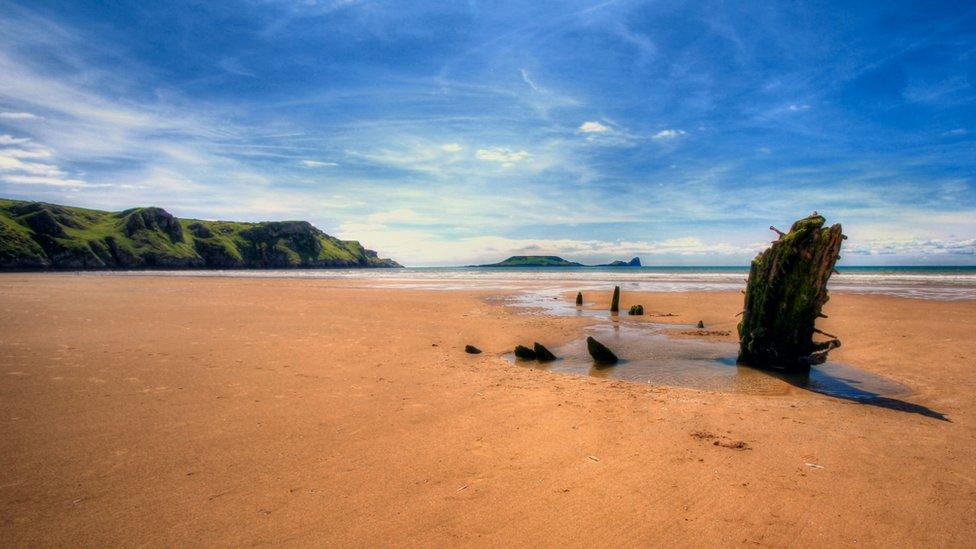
top-left (477, 255), bottom-right (642, 267)
top-left (596, 257), bottom-right (642, 267)
top-left (0, 198), bottom-right (401, 270)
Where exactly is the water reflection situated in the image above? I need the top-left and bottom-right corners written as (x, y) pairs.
top-left (504, 321), bottom-right (947, 420)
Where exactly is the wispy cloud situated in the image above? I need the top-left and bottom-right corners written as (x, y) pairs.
top-left (301, 160), bottom-right (338, 168)
top-left (579, 121), bottom-right (609, 133)
top-left (0, 111), bottom-right (38, 120)
top-left (651, 129), bottom-right (686, 140)
top-left (519, 69), bottom-right (542, 93)
top-left (475, 147), bottom-right (532, 165)
top-left (0, 134), bottom-right (92, 188)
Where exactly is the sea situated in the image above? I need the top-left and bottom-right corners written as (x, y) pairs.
top-left (96, 265), bottom-right (976, 301)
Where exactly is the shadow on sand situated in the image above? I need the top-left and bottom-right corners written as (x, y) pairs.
top-left (719, 358), bottom-right (950, 422)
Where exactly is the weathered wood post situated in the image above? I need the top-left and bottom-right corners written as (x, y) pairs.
top-left (737, 213), bottom-right (844, 371)
top-left (576, 292), bottom-right (583, 306)
top-left (610, 286), bottom-right (620, 313)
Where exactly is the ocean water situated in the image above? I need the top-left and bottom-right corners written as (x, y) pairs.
top-left (97, 265), bottom-right (976, 300)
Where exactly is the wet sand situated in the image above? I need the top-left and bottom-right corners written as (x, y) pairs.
top-left (1, 274), bottom-right (975, 546)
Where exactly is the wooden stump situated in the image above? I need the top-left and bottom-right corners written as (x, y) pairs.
top-left (737, 213), bottom-right (844, 371)
top-left (610, 286), bottom-right (620, 313)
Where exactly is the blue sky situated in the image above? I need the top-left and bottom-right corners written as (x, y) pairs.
top-left (0, 0), bottom-right (973, 266)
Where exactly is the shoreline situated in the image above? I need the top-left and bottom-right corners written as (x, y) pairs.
top-left (1, 275), bottom-right (974, 545)
top-left (3, 269), bottom-right (976, 302)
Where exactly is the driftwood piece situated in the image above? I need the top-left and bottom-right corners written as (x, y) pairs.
top-left (737, 213), bottom-right (844, 371)
top-left (610, 286), bottom-right (620, 313)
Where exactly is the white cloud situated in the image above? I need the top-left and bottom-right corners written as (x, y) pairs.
top-left (475, 147), bottom-right (531, 165)
top-left (0, 134), bottom-right (30, 145)
top-left (519, 69), bottom-right (541, 93)
top-left (0, 134), bottom-right (91, 187)
top-left (788, 104), bottom-right (811, 111)
top-left (0, 111), bottom-right (38, 120)
top-left (651, 129), bottom-right (686, 140)
top-left (1, 174), bottom-right (89, 187)
top-left (942, 128), bottom-right (968, 137)
top-left (301, 160), bottom-right (338, 168)
top-left (440, 143), bottom-right (462, 152)
top-left (368, 208), bottom-right (435, 224)
top-left (845, 237), bottom-right (976, 256)
top-left (579, 121), bottom-right (609, 133)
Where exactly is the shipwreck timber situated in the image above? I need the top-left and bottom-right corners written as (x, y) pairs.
top-left (737, 213), bottom-right (845, 371)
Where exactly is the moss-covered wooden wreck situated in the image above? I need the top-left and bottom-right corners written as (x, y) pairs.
top-left (737, 213), bottom-right (845, 371)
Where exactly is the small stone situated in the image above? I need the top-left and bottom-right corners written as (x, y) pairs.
top-left (514, 345), bottom-right (537, 360)
top-left (628, 304), bottom-right (644, 316)
top-left (533, 342), bottom-right (557, 361)
top-left (697, 320), bottom-right (705, 329)
top-left (464, 345), bottom-right (482, 354)
top-left (586, 336), bottom-right (618, 365)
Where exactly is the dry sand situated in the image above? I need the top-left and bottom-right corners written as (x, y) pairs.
top-left (1, 274), bottom-right (974, 546)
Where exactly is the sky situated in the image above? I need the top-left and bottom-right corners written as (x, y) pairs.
top-left (0, 0), bottom-right (974, 266)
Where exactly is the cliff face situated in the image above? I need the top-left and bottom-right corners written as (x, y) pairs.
top-left (0, 199), bottom-right (401, 270)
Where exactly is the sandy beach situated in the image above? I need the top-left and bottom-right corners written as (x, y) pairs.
top-left (1, 274), bottom-right (975, 546)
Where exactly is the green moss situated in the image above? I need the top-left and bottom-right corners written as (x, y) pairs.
top-left (737, 213), bottom-right (844, 371)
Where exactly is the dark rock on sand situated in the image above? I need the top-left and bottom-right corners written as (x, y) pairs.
top-left (697, 320), bottom-right (705, 329)
top-left (514, 345), bottom-right (537, 360)
top-left (464, 345), bottom-right (482, 354)
top-left (533, 342), bottom-right (557, 362)
top-left (586, 336), bottom-right (618, 365)
top-left (629, 305), bottom-right (644, 316)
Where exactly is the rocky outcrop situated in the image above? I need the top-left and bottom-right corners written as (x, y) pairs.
top-left (122, 207), bottom-right (184, 243)
top-left (737, 213), bottom-right (844, 371)
top-left (599, 257), bottom-right (641, 267)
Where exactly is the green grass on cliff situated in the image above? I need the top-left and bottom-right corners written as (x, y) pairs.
top-left (0, 198), bottom-right (401, 270)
